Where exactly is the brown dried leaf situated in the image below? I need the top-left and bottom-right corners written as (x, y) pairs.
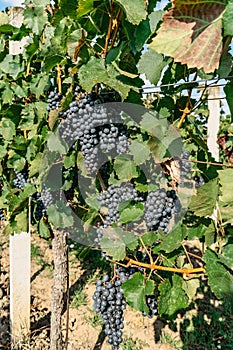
top-left (149, 0), bottom-right (227, 73)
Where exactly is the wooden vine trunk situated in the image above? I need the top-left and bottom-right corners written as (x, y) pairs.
top-left (50, 229), bottom-right (68, 350)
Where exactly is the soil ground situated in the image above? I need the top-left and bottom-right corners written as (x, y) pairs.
top-left (1, 225), bottom-right (231, 350)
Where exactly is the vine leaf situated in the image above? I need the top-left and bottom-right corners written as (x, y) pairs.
top-left (114, 154), bottom-right (139, 181)
top-left (223, 1), bottom-right (233, 36)
top-left (138, 49), bottom-right (169, 85)
top-left (158, 274), bottom-right (189, 317)
top-left (121, 272), bottom-right (154, 313)
top-left (189, 178), bottom-right (218, 217)
top-left (100, 225), bottom-right (138, 260)
top-left (204, 249), bottom-right (233, 300)
top-left (149, 0), bottom-right (227, 73)
top-left (116, 0), bottom-right (147, 25)
top-left (119, 203), bottom-right (144, 224)
top-left (47, 201), bottom-right (74, 228)
top-left (78, 57), bottom-right (135, 100)
top-left (218, 169), bottom-right (233, 204)
top-left (77, 0), bottom-right (94, 18)
top-left (158, 224), bottom-right (187, 253)
top-left (129, 140), bottom-right (150, 165)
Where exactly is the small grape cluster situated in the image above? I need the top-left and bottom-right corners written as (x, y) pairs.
top-left (95, 183), bottom-right (142, 247)
top-left (13, 171), bottom-right (29, 190)
top-left (93, 275), bottom-right (126, 350)
top-left (193, 175), bottom-right (205, 188)
top-left (144, 189), bottom-right (177, 233)
top-left (46, 88), bottom-right (63, 111)
top-left (142, 295), bottom-right (158, 319)
top-left (34, 187), bottom-right (53, 221)
top-left (180, 150), bottom-right (192, 183)
top-left (58, 87), bottom-right (129, 173)
top-left (0, 209), bottom-right (5, 221)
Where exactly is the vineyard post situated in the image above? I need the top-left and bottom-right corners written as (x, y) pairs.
top-left (8, 7), bottom-right (31, 347)
top-left (207, 86), bottom-right (220, 162)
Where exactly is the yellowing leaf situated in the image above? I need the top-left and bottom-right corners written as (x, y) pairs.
top-left (149, 0), bottom-right (227, 73)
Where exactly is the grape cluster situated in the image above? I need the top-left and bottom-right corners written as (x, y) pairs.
top-left (58, 88), bottom-right (129, 173)
top-left (180, 150), bottom-right (192, 183)
top-left (93, 275), bottom-right (126, 350)
top-left (34, 187), bottom-right (53, 220)
top-left (142, 295), bottom-right (158, 319)
top-left (13, 171), bottom-right (29, 190)
top-left (46, 88), bottom-right (63, 111)
top-left (193, 175), bottom-right (205, 188)
top-left (95, 183), bottom-right (142, 247)
top-left (0, 209), bottom-right (5, 221)
top-left (144, 189), bottom-right (177, 233)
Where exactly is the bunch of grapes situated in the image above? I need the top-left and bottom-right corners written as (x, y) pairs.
top-left (180, 150), bottom-right (192, 183)
top-left (13, 171), bottom-right (29, 190)
top-left (46, 88), bottom-right (63, 111)
top-left (144, 189), bottom-right (178, 233)
top-left (57, 87), bottom-right (129, 173)
top-left (34, 187), bottom-right (53, 221)
top-left (142, 295), bottom-right (158, 318)
top-left (93, 275), bottom-right (126, 350)
top-left (95, 183), bottom-right (142, 248)
top-left (0, 209), bottom-right (5, 221)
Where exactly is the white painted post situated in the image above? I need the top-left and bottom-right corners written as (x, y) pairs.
top-left (207, 86), bottom-right (220, 224)
top-left (207, 86), bottom-right (220, 162)
top-left (8, 7), bottom-right (31, 347)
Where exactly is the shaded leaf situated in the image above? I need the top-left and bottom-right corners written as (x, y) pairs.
top-left (223, 1), bottom-right (233, 36)
top-left (204, 249), bottom-right (233, 300)
top-left (189, 178), bottom-right (218, 216)
top-left (121, 272), bottom-right (154, 312)
top-left (129, 140), bottom-right (150, 165)
top-left (114, 155), bottom-right (139, 181)
top-left (100, 225), bottom-right (138, 260)
top-left (158, 274), bottom-right (189, 317)
top-left (138, 49), bottom-right (169, 85)
top-left (119, 203), bottom-right (144, 224)
top-left (158, 224), bottom-right (187, 253)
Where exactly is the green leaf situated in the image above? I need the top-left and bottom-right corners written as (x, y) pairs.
top-left (39, 219), bottom-right (51, 238)
top-left (218, 168), bottom-right (233, 204)
top-left (204, 249), bottom-right (233, 300)
top-left (129, 140), bottom-right (150, 165)
top-left (204, 221), bottom-right (216, 246)
top-left (138, 49), bottom-right (169, 85)
top-left (77, 0), bottom-right (94, 18)
top-left (219, 242), bottom-right (233, 270)
top-left (116, 0), bottom-right (147, 25)
top-left (119, 203), bottom-right (144, 224)
top-left (141, 231), bottom-right (157, 247)
top-left (47, 132), bottom-right (67, 154)
top-left (0, 54), bottom-right (24, 79)
top-left (12, 210), bottom-right (28, 233)
top-left (224, 83), bottom-right (233, 121)
top-left (24, 7), bottom-right (48, 35)
top-left (0, 12), bottom-right (9, 25)
top-left (85, 194), bottom-right (101, 211)
top-left (47, 201), bottom-right (74, 228)
top-left (0, 118), bottom-right (16, 141)
top-left (158, 224), bottom-right (187, 253)
top-left (134, 10), bottom-right (164, 51)
top-left (114, 155), bottom-right (139, 181)
top-left (223, 1), bottom-right (233, 35)
top-left (189, 178), bottom-right (218, 216)
top-left (158, 275), bottom-right (189, 317)
top-left (78, 57), bottom-right (134, 100)
top-left (100, 225), bottom-right (138, 260)
top-left (182, 278), bottom-right (200, 300)
top-left (121, 272), bottom-right (154, 312)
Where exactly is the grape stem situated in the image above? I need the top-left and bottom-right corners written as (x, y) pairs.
top-left (124, 256), bottom-right (205, 276)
